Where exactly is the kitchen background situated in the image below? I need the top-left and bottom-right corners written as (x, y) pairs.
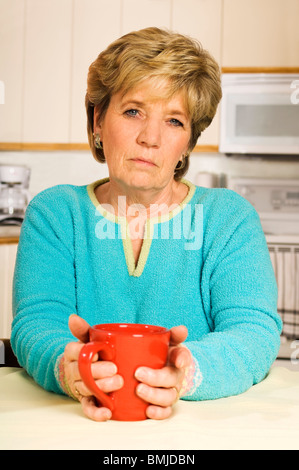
top-left (1, 0), bottom-right (299, 367)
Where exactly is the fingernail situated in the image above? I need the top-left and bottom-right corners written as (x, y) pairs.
top-left (103, 409), bottom-right (112, 420)
top-left (110, 363), bottom-right (118, 374)
top-left (135, 367), bottom-right (146, 381)
top-left (136, 383), bottom-right (147, 397)
top-left (176, 357), bottom-right (185, 368)
top-left (177, 350), bottom-right (189, 369)
top-left (105, 363), bottom-right (117, 375)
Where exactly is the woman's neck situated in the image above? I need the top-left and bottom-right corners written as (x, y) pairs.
top-left (95, 178), bottom-right (188, 219)
top-left (94, 178), bottom-right (189, 264)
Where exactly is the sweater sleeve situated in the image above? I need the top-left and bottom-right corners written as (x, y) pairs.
top-left (10, 189), bottom-right (77, 394)
top-left (182, 191), bottom-right (283, 401)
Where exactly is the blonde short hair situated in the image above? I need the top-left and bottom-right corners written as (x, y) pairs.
top-left (86, 27), bottom-right (222, 180)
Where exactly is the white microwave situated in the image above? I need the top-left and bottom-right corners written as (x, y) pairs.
top-left (219, 74), bottom-right (299, 155)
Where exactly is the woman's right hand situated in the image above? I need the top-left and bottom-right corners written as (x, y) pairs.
top-left (63, 314), bottom-right (124, 421)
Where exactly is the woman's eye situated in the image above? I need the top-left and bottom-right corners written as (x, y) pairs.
top-left (125, 109), bottom-right (139, 117)
top-left (169, 118), bottom-right (184, 127)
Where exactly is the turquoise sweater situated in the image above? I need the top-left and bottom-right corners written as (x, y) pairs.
top-left (11, 179), bottom-right (282, 400)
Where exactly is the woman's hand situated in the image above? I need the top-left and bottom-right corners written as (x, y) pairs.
top-left (134, 325), bottom-right (192, 420)
top-left (63, 314), bottom-right (124, 421)
top-left (64, 317), bottom-right (191, 421)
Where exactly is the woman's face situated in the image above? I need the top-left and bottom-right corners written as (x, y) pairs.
top-left (94, 79), bottom-right (191, 194)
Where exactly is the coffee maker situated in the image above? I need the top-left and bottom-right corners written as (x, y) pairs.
top-left (0, 165), bottom-right (31, 225)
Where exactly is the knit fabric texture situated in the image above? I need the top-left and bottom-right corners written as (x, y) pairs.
top-left (11, 179), bottom-right (282, 400)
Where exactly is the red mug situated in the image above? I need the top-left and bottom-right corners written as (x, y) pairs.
top-left (78, 323), bottom-right (170, 421)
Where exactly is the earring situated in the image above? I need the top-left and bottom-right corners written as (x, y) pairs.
top-left (94, 133), bottom-right (103, 150)
top-left (176, 154), bottom-right (187, 171)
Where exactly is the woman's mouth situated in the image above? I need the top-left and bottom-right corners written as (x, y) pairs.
top-left (130, 158), bottom-right (157, 167)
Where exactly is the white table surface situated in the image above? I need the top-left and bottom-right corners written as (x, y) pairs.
top-left (1, 366), bottom-right (299, 450)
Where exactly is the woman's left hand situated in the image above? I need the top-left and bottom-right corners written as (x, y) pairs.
top-left (134, 325), bottom-right (192, 420)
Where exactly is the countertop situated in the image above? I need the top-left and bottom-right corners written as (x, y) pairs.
top-left (1, 366), bottom-right (299, 450)
top-left (0, 225), bottom-right (20, 243)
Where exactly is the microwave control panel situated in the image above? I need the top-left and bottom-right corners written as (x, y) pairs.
top-left (227, 178), bottom-right (299, 214)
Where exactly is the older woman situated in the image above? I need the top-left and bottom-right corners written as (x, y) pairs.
top-left (11, 28), bottom-right (282, 422)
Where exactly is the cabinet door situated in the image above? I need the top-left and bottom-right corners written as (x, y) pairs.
top-left (172, 0), bottom-right (222, 63)
top-left (122, 0), bottom-right (171, 35)
top-left (22, 0), bottom-right (73, 143)
top-left (0, 0), bottom-right (25, 142)
top-left (172, 0), bottom-right (222, 147)
top-left (70, 0), bottom-right (122, 143)
top-left (222, 0), bottom-right (299, 67)
top-left (0, 244), bottom-right (17, 338)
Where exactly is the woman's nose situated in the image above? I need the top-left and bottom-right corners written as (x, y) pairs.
top-left (137, 118), bottom-right (161, 148)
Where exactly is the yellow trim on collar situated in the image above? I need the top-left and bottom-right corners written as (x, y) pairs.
top-left (87, 178), bottom-right (196, 277)
top-left (87, 178), bottom-right (195, 223)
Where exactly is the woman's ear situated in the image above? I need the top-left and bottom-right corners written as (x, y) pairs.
top-left (93, 105), bottom-right (102, 135)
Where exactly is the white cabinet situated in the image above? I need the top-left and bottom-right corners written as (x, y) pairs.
top-left (172, 0), bottom-right (222, 64)
top-left (70, 0), bottom-right (122, 143)
top-left (0, 0), bottom-right (25, 142)
top-left (22, 0), bottom-right (73, 143)
top-left (0, 0), bottom-right (73, 144)
top-left (222, 0), bottom-right (299, 67)
top-left (122, 0), bottom-right (171, 35)
top-left (0, 243), bottom-right (17, 338)
top-left (172, 0), bottom-right (223, 147)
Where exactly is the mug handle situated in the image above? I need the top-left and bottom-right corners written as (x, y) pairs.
top-left (78, 341), bottom-right (115, 411)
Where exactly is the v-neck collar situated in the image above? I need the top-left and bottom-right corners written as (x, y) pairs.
top-left (87, 178), bottom-right (196, 277)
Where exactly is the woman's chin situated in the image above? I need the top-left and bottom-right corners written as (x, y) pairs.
top-left (121, 173), bottom-right (161, 192)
